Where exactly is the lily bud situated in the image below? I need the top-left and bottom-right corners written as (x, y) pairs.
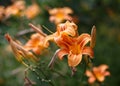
top-left (90, 25), bottom-right (96, 48)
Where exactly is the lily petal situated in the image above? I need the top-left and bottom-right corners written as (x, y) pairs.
top-left (77, 33), bottom-right (91, 48)
top-left (104, 71), bottom-right (110, 76)
top-left (57, 49), bottom-right (68, 60)
top-left (99, 64), bottom-right (109, 72)
top-left (82, 47), bottom-right (94, 58)
top-left (86, 70), bottom-right (96, 84)
top-left (96, 75), bottom-right (105, 82)
top-left (88, 76), bottom-right (96, 84)
top-left (54, 33), bottom-right (73, 49)
top-left (86, 70), bottom-right (94, 77)
top-left (68, 53), bottom-right (82, 67)
top-left (57, 21), bottom-right (78, 37)
top-left (44, 34), bottom-right (55, 47)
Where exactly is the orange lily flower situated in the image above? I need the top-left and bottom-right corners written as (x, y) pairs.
top-left (55, 33), bottom-right (93, 67)
top-left (56, 21), bottom-right (78, 37)
top-left (86, 64), bottom-right (110, 84)
top-left (44, 21), bottom-right (78, 47)
top-left (45, 21), bottom-right (93, 67)
top-left (5, 34), bottom-right (39, 66)
top-left (49, 7), bottom-right (73, 24)
top-left (24, 33), bottom-right (49, 55)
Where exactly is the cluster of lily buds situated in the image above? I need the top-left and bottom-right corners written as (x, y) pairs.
top-left (5, 33), bottom-right (39, 67)
top-left (0, 1), bottom-right (40, 21)
top-left (5, 20), bottom-right (110, 83)
top-left (5, 21), bottom-right (96, 68)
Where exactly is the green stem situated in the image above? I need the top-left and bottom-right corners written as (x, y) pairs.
top-left (79, 60), bottom-right (86, 82)
top-left (84, 55), bottom-right (93, 70)
top-left (35, 66), bottom-right (55, 86)
top-left (51, 69), bottom-right (66, 78)
top-left (26, 65), bottom-right (54, 86)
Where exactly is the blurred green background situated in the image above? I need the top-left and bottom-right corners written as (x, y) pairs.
top-left (0, 0), bottom-right (120, 86)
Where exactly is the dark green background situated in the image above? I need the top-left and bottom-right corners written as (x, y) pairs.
top-left (0, 0), bottom-right (120, 86)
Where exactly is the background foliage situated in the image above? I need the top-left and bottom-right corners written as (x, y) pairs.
top-left (0, 0), bottom-right (120, 86)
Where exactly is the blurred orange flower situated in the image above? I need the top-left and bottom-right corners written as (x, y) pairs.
top-left (24, 3), bottom-right (40, 19)
top-left (24, 33), bottom-right (49, 55)
top-left (4, 0), bottom-right (25, 18)
top-left (12, 0), bottom-right (26, 10)
top-left (0, 1), bottom-right (40, 20)
top-left (4, 34), bottom-right (39, 66)
top-left (5, 6), bottom-right (20, 18)
top-left (86, 64), bottom-right (110, 84)
top-left (49, 7), bottom-right (73, 24)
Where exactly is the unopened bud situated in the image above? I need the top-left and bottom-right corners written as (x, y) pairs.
top-left (90, 26), bottom-right (96, 48)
